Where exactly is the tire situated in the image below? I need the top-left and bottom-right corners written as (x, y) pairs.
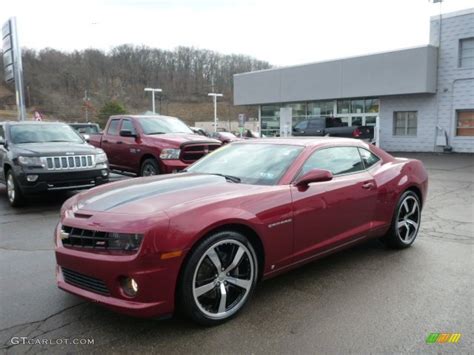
top-left (140, 158), bottom-right (159, 177)
top-left (6, 170), bottom-right (25, 207)
top-left (179, 230), bottom-right (258, 326)
top-left (381, 190), bottom-right (421, 249)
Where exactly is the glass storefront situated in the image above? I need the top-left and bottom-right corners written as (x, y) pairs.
top-left (260, 98), bottom-right (379, 136)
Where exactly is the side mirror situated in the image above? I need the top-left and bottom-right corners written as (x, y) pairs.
top-left (293, 168), bottom-right (333, 188)
top-left (0, 137), bottom-right (5, 146)
top-left (120, 129), bottom-right (137, 138)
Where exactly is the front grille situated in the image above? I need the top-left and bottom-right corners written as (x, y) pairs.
top-left (42, 155), bottom-right (95, 170)
top-left (61, 225), bottom-right (142, 252)
top-left (62, 267), bottom-right (110, 295)
top-left (181, 144), bottom-right (220, 163)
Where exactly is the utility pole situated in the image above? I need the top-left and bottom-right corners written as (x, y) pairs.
top-left (83, 90), bottom-right (90, 122)
top-left (208, 93), bottom-right (223, 132)
top-left (144, 88), bottom-right (162, 114)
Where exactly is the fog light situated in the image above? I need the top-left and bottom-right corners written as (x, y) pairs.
top-left (26, 175), bottom-right (38, 182)
top-left (121, 277), bottom-right (138, 297)
top-left (101, 169), bottom-right (108, 177)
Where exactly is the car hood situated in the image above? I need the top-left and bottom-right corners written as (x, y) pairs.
top-left (13, 142), bottom-right (99, 155)
top-left (144, 133), bottom-right (220, 147)
top-left (71, 173), bottom-right (267, 215)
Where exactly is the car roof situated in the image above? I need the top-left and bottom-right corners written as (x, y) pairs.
top-left (233, 137), bottom-right (365, 147)
top-left (111, 115), bottom-right (180, 120)
top-left (3, 121), bottom-right (68, 125)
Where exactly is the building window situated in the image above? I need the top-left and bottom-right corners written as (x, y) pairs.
top-left (365, 98), bottom-right (379, 113)
top-left (456, 110), bottom-right (474, 136)
top-left (459, 38), bottom-right (474, 68)
top-left (308, 100), bottom-right (334, 117)
top-left (337, 100), bottom-right (351, 114)
top-left (351, 99), bottom-right (364, 113)
top-left (393, 111), bottom-right (417, 136)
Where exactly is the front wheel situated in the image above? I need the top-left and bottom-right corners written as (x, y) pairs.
top-left (140, 158), bottom-right (159, 177)
top-left (179, 231), bottom-right (258, 325)
top-left (6, 170), bottom-right (25, 207)
top-left (381, 190), bottom-right (421, 249)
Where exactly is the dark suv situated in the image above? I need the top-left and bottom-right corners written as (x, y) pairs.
top-left (0, 121), bottom-right (110, 207)
top-left (293, 117), bottom-right (374, 140)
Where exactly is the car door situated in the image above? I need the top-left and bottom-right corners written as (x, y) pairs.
top-left (116, 118), bottom-right (140, 172)
top-left (290, 146), bottom-right (378, 261)
top-left (101, 119), bottom-right (122, 168)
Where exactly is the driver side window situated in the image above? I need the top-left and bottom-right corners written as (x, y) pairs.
top-left (299, 147), bottom-right (364, 177)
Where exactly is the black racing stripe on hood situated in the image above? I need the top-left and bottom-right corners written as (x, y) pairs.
top-left (82, 174), bottom-right (223, 211)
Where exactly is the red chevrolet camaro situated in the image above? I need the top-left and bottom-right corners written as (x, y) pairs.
top-left (55, 138), bottom-right (428, 325)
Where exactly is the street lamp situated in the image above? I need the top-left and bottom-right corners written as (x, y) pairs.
top-left (144, 88), bottom-right (162, 114)
top-left (208, 93), bottom-right (223, 132)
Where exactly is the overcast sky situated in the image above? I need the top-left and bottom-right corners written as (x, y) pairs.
top-left (2, 0), bottom-right (473, 66)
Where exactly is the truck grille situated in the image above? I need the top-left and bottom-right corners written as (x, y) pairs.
top-left (181, 144), bottom-right (220, 163)
top-left (42, 155), bottom-right (95, 170)
top-left (61, 225), bottom-right (142, 252)
top-left (62, 267), bottom-right (110, 295)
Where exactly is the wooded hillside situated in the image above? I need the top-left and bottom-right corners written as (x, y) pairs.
top-left (0, 45), bottom-right (271, 125)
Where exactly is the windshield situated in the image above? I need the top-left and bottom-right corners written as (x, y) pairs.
top-left (9, 124), bottom-right (84, 144)
top-left (137, 117), bottom-right (193, 135)
top-left (71, 124), bottom-right (100, 134)
top-left (187, 143), bottom-right (303, 185)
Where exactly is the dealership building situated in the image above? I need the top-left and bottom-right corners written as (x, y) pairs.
top-left (233, 8), bottom-right (474, 152)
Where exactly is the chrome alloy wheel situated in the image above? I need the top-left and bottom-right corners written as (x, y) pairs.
top-left (142, 164), bottom-right (157, 176)
top-left (7, 173), bottom-right (15, 203)
top-left (396, 195), bottom-right (420, 244)
top-left (192, 239), bottom-right (255, 320)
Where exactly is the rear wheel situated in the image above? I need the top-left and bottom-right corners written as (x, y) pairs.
top-left (381, 190), bottom-right (421, 249)
top-left (140, 158), bottom-right (159, 177)
top-left (179, 230), bottom-right (258, 325)
top-left (6, 170), bottom-right (25, 207)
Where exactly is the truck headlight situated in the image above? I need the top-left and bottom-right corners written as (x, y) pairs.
top-left (95, 152), bottom-right (108, 164)
top-left (160, 148), bottom-right (180, 160)
top-left (18, 156), bottom-right (45, 168)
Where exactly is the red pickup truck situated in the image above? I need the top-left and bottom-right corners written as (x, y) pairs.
top-left (88, 115), bottom-right (221, 176)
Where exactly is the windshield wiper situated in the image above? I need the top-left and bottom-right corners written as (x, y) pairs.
top-left (49, 140), bottom-right (74, 142)
top-left (207, 173), bottom-right (241, 183)
top-left (146, 131), bottom-right (166, 135)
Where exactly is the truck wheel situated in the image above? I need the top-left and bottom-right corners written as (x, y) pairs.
top-left (6, 170), bottom-right (25, 207)
top-left (140, 158), bottom-right (159, 177)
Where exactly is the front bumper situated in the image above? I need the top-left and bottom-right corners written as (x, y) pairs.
top-left (16, 168), bottom-right (109, 194)
top-left (54, 221), bottom-right (181, 318)
top-left (159, 159), bottom-right (188, 174)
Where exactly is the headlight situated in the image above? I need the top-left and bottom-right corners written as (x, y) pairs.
top-left (95, 152), bottom-right (108, 164)
top-left (160, 148), bottom-right (180, 160)
top-left (108, 233), bottom-right (143, 251)
top-left (17, 156), bottom-right (45, 168)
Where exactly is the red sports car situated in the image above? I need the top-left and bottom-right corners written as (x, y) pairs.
top-left (55, 138), bottom-right (428, 325)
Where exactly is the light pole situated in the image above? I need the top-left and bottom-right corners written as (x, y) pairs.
top-left (208, 93), bottom-right (223, 132)
top-left (144, 88), bottom-right (162, 114)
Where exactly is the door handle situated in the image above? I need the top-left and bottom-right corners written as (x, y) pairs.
top-left (102, 140), bottom-right (109, 143)
top-left (362, 182), bottom-right (375, 189)
top-left (116, 141), bottom-right (123, 144)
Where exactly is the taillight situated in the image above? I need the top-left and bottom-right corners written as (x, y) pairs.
top-left (352, 128), bottom-right (361, 138)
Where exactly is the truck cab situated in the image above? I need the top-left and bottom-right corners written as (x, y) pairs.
top-left (88, 115), bottom-right (221, 176)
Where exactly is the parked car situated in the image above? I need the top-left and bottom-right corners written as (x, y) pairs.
top-left (0, 121), bottom-right (109, 207)
top-left (55, 137), bottom-right (427, 325)
top-left (70, 122), bottom-right (101, 141)
top-left (189, 126), bottom-right (209, 137)
top-left (209, 131), bottom-right (241, 144)
top-left (88, 115), bottom-right (221, 176)
top-left (293, 117), bottom-right (374, 140)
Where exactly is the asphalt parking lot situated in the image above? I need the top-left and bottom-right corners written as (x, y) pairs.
top-left (0, 153), bottom-right (472, 354)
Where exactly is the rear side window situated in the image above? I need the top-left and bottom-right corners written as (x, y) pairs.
top-left (300, 147), bottom-right (364, 176)
top-left (107, 119), bottom-right (120, 135)
top-left (358, 148), bottom-right (380, 168)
